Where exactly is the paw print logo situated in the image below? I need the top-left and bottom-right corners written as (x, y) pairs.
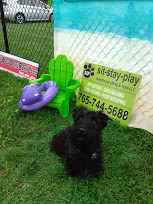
top-left (83, 64), bottom-right (95, 78)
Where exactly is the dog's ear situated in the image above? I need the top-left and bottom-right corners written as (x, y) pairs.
top-left (97, 111), bottom-right (111, 129)
top-left (72, 106), bottom-right (86, 122)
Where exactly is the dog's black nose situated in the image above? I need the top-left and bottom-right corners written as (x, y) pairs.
top-left (78, 128), bottom-right (86, 135)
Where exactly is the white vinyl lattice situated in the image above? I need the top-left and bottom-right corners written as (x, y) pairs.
top-left (55, 19), bottom-right (153, 129)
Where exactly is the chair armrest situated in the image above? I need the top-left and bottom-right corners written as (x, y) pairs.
top-left (29, 77), bottom-right (43, 84)
top-left (29, 74), bottom-right (51, 85)
top-left (66, 78), bottom-right (80, 93)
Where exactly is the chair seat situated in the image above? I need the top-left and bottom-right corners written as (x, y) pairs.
top-left (42, 90), bottom-right (65, 108)
top-left (48, 91), bottom-right (65, 104)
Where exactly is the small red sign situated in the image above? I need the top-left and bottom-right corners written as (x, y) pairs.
top-left (0, 51), bottom-right (39, 80)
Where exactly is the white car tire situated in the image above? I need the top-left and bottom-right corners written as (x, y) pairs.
top-left (15, 13), bottom-right (25, 24)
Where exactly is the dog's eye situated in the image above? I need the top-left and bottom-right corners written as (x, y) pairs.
top-left (92, 119), bottom-right (96, 124)
top-left (79, 116), bottom-right (83, 120)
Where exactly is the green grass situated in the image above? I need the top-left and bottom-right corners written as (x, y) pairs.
top-left (0, 20), bottom-right (54, 76)
top-left (0, 70), bottom-right (153, 203)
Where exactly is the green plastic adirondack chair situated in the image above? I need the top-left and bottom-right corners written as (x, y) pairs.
top-left (29, 55), bottom-right (80, 117)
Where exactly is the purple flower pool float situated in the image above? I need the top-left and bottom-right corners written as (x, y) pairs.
top-left (19, 81), bottom-right (58, 111)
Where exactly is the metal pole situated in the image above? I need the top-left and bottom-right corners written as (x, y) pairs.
top-left (0, 0), bottom-right (9, 53)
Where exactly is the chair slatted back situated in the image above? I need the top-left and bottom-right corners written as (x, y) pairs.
top-left (49, 55), bottom-right (74, 90)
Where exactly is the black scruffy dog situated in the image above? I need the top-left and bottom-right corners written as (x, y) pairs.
top-left (50, 106), bottom-right (110, 177)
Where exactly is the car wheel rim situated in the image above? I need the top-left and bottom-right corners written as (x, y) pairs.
top-left (16, 15), bottom-right (24, 23)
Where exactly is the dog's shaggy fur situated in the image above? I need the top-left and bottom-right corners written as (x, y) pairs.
top-left (50, 106), bottom-right (110, 177)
